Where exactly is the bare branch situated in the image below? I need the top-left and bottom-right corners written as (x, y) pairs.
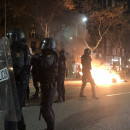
top-left (93, 18), bottom-right (113, 50)
top-left (98, 19), bottom-right (102, 37)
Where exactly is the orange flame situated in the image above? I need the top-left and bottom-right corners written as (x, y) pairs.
top-left (91, 66), bottom-right (121, 84)
top-left (79, 61), bottom-right (121, 85)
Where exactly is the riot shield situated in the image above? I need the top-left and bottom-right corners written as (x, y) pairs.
top-left (0, 37), bottom-right (21, 122)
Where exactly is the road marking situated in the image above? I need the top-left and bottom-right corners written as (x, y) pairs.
top-left (107, 92), bottom-right (130, 97)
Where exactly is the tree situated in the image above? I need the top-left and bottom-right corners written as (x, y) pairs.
top-left (0, 0), bottom-right (31, 37)
top-left (0, 0), bottom-right (70, 38)
top-left (63, 0), bottom-right (127, 54)
top-left (17, 0), bottom-right (67, 38)
top-left (63, 0), bottom-right (75, 10)
top-left (84, 2), bottom-right (126, 52)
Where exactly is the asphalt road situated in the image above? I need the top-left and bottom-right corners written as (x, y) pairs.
top-left (63, 78), bottom-right (130, 100)
top-left (1, 78), bottom-right (130, 130)
top-left (26, 78), bottom-right (130, 130)
top-left (55, 78), bottom-right (130, 130)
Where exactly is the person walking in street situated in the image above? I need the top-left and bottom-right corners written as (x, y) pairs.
top-left (55, 49), bottom-right (67, 103)
top-left (79, 48), bottom-right (98, 99)
top-left (38, 38), bottom-right (58, 130)
top-left (6, 29), bottom-right (30, 130)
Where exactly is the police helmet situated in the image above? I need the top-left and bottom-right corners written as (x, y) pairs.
top-left (59, 50), bottom-right (66, 58)
top-left (41, 38), bottom-right (56, 50)
top-left (7, 29), bottom-right (26, 42)
top-left (84, 48), bottom-right (91, 55)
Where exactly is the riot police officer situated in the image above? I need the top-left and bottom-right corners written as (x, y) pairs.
top-left (38, 38), bottom-right (58, 130)
top-left (31, 53), bottom-right (40, 98)
top-left (55, 49), bottom-right (66, 103)
top-left (6, 29), bottom-right (30, 130)
top-left (79, 48), bottom-right (98, 99)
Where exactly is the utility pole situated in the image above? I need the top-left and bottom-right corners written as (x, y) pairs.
top-left (75, 23), bottom-right (78, 78)
top-left (5, 0), bottom-right (6, 36)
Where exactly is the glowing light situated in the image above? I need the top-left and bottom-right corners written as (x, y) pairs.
top-left (70, 37), bottom-right (73, 40)
top-left (91, 66), bottom-right (121, 85)
top-left (82, 17), bottom-right (88, 22)
top-left (79, 63), bottom-right (121, 85)
top-left (112, 59), bottom-right (118, 62)
top-left (9, 67), bottom-right (13, 70)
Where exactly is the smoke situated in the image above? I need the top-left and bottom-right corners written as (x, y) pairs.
top-left (50, 13), bottom-right (89, 73)
top-left (54, 25), bottom-right (86, 61)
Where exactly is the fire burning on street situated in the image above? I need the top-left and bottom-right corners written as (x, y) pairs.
top-left (79, 61), bottom-right (121, 85)
top-left (91, 66), bottom-right (121, 85)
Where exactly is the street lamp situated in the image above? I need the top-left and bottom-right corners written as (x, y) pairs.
top-left (70, 37), bottom-right (73, 40)
top-left (82, 17), bottom-right (88, 22)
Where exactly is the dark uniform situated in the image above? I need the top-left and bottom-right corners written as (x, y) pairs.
top-left (79, 48), bottom-right (97, 98)
top-left (31, 53), bottom-right (40, 98)
top-left (55, 50), bottom-right (66, 103)
top-left (6, 29), bottom-right (30, 130)
top-left (38, 38), bottom-right (58, 130)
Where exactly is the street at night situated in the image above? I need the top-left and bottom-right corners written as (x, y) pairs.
top-left (0, 0), bottom-right (130, 130)
top-left (22, 78), bottom-right (130, 130)
top-left (1, 78), bottom-right (130, 130)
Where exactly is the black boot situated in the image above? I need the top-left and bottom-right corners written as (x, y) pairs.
top-left (17, 113), bottom-right (26, 130)
top-left (54, 96), bottom-right (63, 103)
top-left (18, 124), bottom-right (26, 130)
top-left (4, 121), bottom-right (17, 130)
top-left (47, 123), bottom-right (56, 130)
top-left (79, 94), bottom-right (87, 98)
top-left (62, 94), bottom-right (66, 101)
